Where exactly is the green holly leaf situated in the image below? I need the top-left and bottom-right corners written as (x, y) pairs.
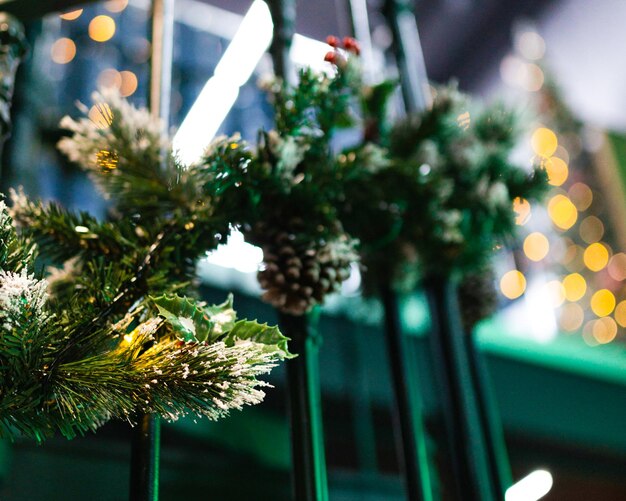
top-left (152, 294), bottom-right (216, 343)
top-left (223, 320), bottom-right (294, 359)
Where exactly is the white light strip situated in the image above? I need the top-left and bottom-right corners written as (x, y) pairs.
top-left (172, 0), bottom-right (273, 165)
top-left (505, 470), bottom-right (553, 501)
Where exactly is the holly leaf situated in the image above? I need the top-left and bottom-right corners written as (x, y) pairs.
top-left (152, 294), bottom-right (216, 343)
top-left (223, 320), bottom-right (294, 359)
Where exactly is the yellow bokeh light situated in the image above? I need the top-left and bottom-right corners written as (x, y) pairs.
top-left (562, 273), bottom-right (586, 301)
top-left (531, 127), bottom-right (558, 157)
top-left (590, 289), bottom-right (616, 317)
top-left (97, 68), bottom-right (122, 90)
top-left (88, 103), bottom-right (114, 129)
top-left (105, 0), bottom-right (129, 13)
top-left (568, 182), bottom-right (593, 211)
top-left (607, 253), bottom-right (626, 282)
top-left (50, 38), bottom-right (76, 65)
top-left (546, 280), bottom-right (565, 308)
top-left (513, 197), bottom-right (531, 225)
top-left (545, 157), bottom-right (568, 186)
top-left (120, 70), bottom-right (138, 97)
top-left (89, 15), bottom-right (116, 42)
top-left (559, 303), bottom-right (584, 331)
top-left (579, 216), bottom-right (604, 244)
top-left (60, 9), bottom-right (83, 20)
top-left (500, 270), bottom-right (526, 300)
top-left (592, 317), bottom-right (617, 344)
top-left (583, 242), bottom-right (609, 272)
top-left (548, 194), bottom-right (577, 230)
top-left (615, 301), bottom-right (626, 327)
top-left (523, 232), bottom-right (550, 262)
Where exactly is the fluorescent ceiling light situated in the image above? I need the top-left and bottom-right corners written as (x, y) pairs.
top-left (505, 470), bottom-right (553, 501)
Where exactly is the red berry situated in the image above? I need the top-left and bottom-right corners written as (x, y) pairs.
top-left (326, 35), bottom-right (340, 48)
top-left (343, 37), bottom-right (361, 55)
top-left (324, 51), bottom-right (337, 64)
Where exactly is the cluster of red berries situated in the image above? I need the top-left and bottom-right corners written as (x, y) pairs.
top-left (324, 36), bottom-right (361, 66)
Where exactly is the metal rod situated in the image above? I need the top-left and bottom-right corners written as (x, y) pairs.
top-left (424, 277), bottom-right (496, 501)
top-left (130, 413), bottom-right (161, 501)
top-left (0, 12), bottom-right (26, 184)
top-left (380, 286), bottom-right (434, 501)
top-left (129, 1), bottom-right (174, 499)
top-left (279, 311), bottom-right (329, 501)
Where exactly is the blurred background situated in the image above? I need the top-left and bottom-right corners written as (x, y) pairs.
top-left (1, 0), bottom-right (626, 499)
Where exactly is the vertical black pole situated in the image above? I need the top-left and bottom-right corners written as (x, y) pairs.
top-left (279, 312), bottom-right (329, 501)
top-left (0, 13), bottom-right (27, 184)
top-left (267, 2), bottom-right (329, 499)
top-left (424, 278), bottom-right (496, 501)
top-left (130, 1), bottom-right (173, 500)
top-left (380, 286), bottom-right (433, 501)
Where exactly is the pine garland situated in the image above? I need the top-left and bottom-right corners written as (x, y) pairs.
top-left (0, 90), bottom-right (291, 441)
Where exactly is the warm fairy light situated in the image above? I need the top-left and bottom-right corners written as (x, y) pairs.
top-left (590, 289), bottom-right (616, 317)
top-left (123, 333), bottom-right (133, 344)
top-left (563, 244), bottom-right (585, 273)
top-left (513, 197), bottom-right (531, 225)
top-left (97, 68), bottom-right (122, 90)
top-left (579, 216), bottom-right (604, 244)
top-left (615, 300), bottom-right (626, 327)
top-left (88, 103), bottom-right (114, 129)
top-left (607, 253), bottom-right (626, 281)
top-left (545, 157), bottom-right (568, 186)
top-left (105, 0), bottom-right (129, 13)
top-left (531, 128), bottom-right (558, 157)
top-left (74, 226), bottom-right (89, 233)
top-left (120, 71), bottom-right (138, 97)
top-left (548, 194), bottom-right (577, 230)
top-left (500, 270), bottom-right (526, 299)
top-left (50, 38), bottom-right (76, 65)
top-left (546, 280), bottom-right (565, 308)
top-left (592, 317), bottom-right (617, 344)
top-left (524, 64), bottom-right (544, 92)
top-left (523, 232), bottom-right (550, 261)
top-left (583, 242), bottom-right (609, 271)
top-left (568, 182), bottom-right (593, 211)
top-left (60, 9), bottom-right (83, 21)
top-left (96, 150), bottom-right (118, 171)
top-left (554, 145), bottom-right (570, 164)
top-left (505, 469), bottom-right (553, 501)
top-left (559, 303), bottom-right (584, 331)
top-left (562, 273), bottom-right (586, 301)
top-left (517, 31), bottom-right (546, 60)
top-left (89, 15), bottom-right (116, 42)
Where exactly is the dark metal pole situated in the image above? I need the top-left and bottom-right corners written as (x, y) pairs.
top-left (380, 286), bottom-right (433, 501)
top-left (0, 12), bottom-right (26, 184)
top-left (267, 2), bottom-right (329, 498)
top-left (279, 312), bottom-right (329, 501)
top-left (130, 1), bottom-right (174, 499)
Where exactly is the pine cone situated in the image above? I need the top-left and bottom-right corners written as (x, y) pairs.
top-left (249, 221), bottom-right (356, 315)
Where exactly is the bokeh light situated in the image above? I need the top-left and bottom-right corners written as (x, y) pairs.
top-left (524, 64), bottom-right (544, 92)
top-left (513, 197), bottom-right (531, 225)
top-left (590, 289), bottom-right (616, 317)
top-left (583, 242), bottom-right (609, 271)
top-left (592, 317), bottom-right (617, 344)
top-left (579, 216), bottom-right (604, 244)
top-left (545, 157), bottom-right (568, 186)
top-left (546, 280), bottom-right (565, 308)
top-left (59, 9), bottom-right (83, 20)
top-left (500, 270), bottom-right (526, 300)
top-left (88, 103), bottom-right (114, 129)
top-left (548, 194), bottom-right (577, 230)
top-left (517, 31), bottom-right (546, 60)
top-left (562, 273), bottom-right (586, 301)
top-left (568, 182), bottom-right (593, 211)
top-left (89, 15), bottom-right (116, 42)
top-left (120, 71), bottom-right (138, 97)
top-left (105, 0), bottom-right (129, 12)
top-left (523, 232), bottom-right (550, 261)
top-left (50, 38), bottom-right (76, 64)
top-left (562, 244), bottom-right (585, 272)
top-left (582, 321), bottom-right (599, 346)
top-left (559, 303), bottom-right (584, 331)
top-left (531, 128), bottom-right (557, 157)
top-left (607, 253), bottom-right (626, 281)
top-left (615, 300), bottom-right (626, 327)
top-left (97, 68), bottom-right (122, 90)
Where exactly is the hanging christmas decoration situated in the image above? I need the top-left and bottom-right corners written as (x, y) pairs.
top-left (1, 90), bottom-right (291, 441)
